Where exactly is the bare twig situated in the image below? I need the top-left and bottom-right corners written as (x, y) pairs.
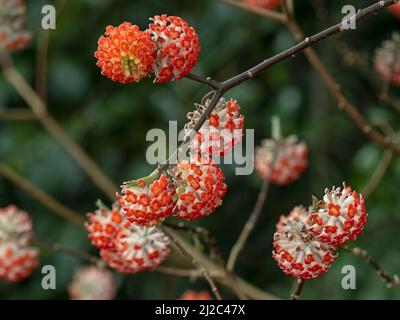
top-left (290, 278), bottom-right (305, 300)
top-left (161, 225), bottom-right (223, 300)
top-left (343, 245), bottom-right (400, 288)
top-left (34, 238), bottom-right (100, 265)
top-left (0, 108), bottom-right (36, 121)
top-left (0, 162), bottom-right (85, 226)
top-left (155, 266), bottom-right (224, 278)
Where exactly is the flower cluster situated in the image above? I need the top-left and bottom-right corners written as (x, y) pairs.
top-left (0, 205), bottom-right (39, 282)
top-left (373, 35), bottom-right (400, 87)
top-left (68, 266), bottom-right (117, 300)
top-left (181, 290), bottom-right (212, 300)
top-left (272, 184), bottom-right (367, 279)
top-left (185, 97), bottom-right (245, 159)
top-left (389, 3), bottom-right (400, 20)
top-left (244, 0), bottom-right (282, 10)
top-left (85, 203), bottom-right (170, 273)
top-left (0, 0), bottom-right (32, 52)
top-left (255, 135), bottom-right (308, 185)
top-left (95, 14), bottom-right (200, 84)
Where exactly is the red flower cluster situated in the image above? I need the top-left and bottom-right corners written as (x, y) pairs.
top-left (181, 290), bottom-right (212, 300)
top-left (95, 14), bottom-right (199, 84)
top-left (0, 205), bottom-right (38, 282)
top-left (255, 135), bottom-right (308, 185)
top-left (388, 3), bottom-right (400, 20)
top-left (186, 97), bottom-right (245, 159)
top-left (273, 184), bottom-right (367, 279)
top-left (244, 0), bottom-right (282, 10)
top-left (86, 203), bottom-right (170, 274)
top-left (0, 0), bottom-right (32, 52)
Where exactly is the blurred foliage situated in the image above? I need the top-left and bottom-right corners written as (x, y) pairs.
top-left (1, 0), bottom-right (400, 299)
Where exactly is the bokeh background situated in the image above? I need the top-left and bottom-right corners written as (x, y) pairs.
top-left (0, 0), bottom-right (399, 299)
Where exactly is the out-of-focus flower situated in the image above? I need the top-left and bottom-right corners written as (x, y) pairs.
top-left (181, 290), bottom-right (212, 300)
top-left (148, 14), bottom-right (200, 83)
top-left (373, 35), bottom-right (400, 86)
top-left (255, 135), bottom-right (308, 185)
top-left (244, 0), bottom-right (282, 10)
top-left (94, 22), bottom-right (155, 83)
top-left (388, 3), bottom-right (400, 20)
top-left (0, 205), bottom-right (34, 246)
top-left (0, 242), bottom-right (39, 282)
top-left (0, 0), bottom-right (32, 52)
top-left (68, 266), bottom-right (117, 300)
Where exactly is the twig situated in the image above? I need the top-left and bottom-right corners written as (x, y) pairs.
top-left (0, 162), bottom-right (85, 226)
top-left (161, 225), bottom-right (223, 300)
top-left (33, 238), bottom-right (100, 265)
top-left (184, 73), bottom-right (221, 89)
top-left (343, 245), bottom-right (400, 288)
top-left (362, 150), bottom-right (393, 199)
top-left (290, 278), bottom-right (305, 300)
top-left (0, 109), bottom-right (36, 121)
top-left (227, 179), bottom-right (271, 272)
top-left (217, 0), bottom-right (400, 156)
top-left (0, 56), bottom-right (118, 198)
top-left (155, 266), bottom-right (224, 278)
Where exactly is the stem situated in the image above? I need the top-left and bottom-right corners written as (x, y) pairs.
top-left (155, 266), bottom-right (224, 278)
top-left (0, 162), bottom-right (85, 226)
top-left (343, 246), bottom-right (400, 288)
top-left (161, 225), bottom-right (223, 300)
top-left (34, 238), bottom-right (100, 265)
top-left (0, 108), bottom-right (36, 121)
top-left (185, 73), bottom-right (221, 89)
top-left (290, 278), bottom-right (305, 300)
top-left (226, 179), bottom-right (271, 272)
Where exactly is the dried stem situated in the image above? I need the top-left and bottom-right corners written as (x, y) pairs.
top-left (161, 225), bottom-right (223, 300)
top-left (34, 238), bottom-right (100, 265)
top-left (227, 179), bottom-right (271, 272)
top-left (0, 162), bottom-right (85, 226)
top-left (290, 278), bottom-right (305, 300)
top-left (343, 245), bottom-right (400, 288)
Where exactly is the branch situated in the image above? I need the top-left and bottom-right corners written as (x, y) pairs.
top-left (155, 266), bottom-right (224, 278)
top-left (34, 238), bottom-right (100, 265)
top-left (227, 179), bottom-right (271, 272)
top-left (0, 108), bottom-right (36, 121)
top-left (0, 162), bottom-right (85, 226)
top-left (185, 73), bottom-right (221, 89)
top-left (161, 225), bottom-right (223, 300)
top-left (290, 278), bottom-right (305, 300)
top-left (343, 245), bottom-right (400, 288)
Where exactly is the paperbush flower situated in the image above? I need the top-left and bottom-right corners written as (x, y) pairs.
top-left (181, 290), bottom-right (212, 300)
top-left (69, 266), bottom-right (117, 300)
top-left (388, 3), bottom-right (400, 20)
top-left (115, 224), bottom-right (170, 270)
top-left (272, 207), bottom-right (338, 279)
top-left (244, 0), bottom-right (282, 10)
top-left (171, 160), bottom-right (227, 221)
top-left (307, 184), bottom-right (367, 246)
top-left (85, 203), bottom-right (125, 251)
top-left (0, 242), bottom-right (39, 282)
top-left (0, 0), bottom-right (32, 52)
top-left (100, 225), bottom-right (169, 273)
top-left (0, 205), bottom-right (34, 246)
top-left (148, 14), bottom-right (200, 83)
top-left (373, 36), bottom-right (400, 86)
top-left (186, 97), bottom-right (244, 159)
top-left (255, 135), bottom-right (308, 185)
top-left (94, 22), bottom-right (154, 84)
top-left (118, 173), bottom-right (176, 226)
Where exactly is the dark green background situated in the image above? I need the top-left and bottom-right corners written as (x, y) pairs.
top-left (0, 0), bottom-right (399, 299)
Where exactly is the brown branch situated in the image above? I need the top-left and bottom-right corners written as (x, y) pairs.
top-left (343, 245), bottom-right (400, 288)
top-left (0, 109), bottom-right (36, 121)
top-left (0, 162), bottom-right (85, 226)
top-left (155, 266), bottom-right (224, 278)
top-left (34, 238), bottom-right (100, 265)
top-left (161, 225), bottom-right (223, 300)
top-left (0, 56), bottom-right (118, 198)
top-left (227, 179), bottom-right (271, 272)
top-left (290, 278), bottom-right (305, 300)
